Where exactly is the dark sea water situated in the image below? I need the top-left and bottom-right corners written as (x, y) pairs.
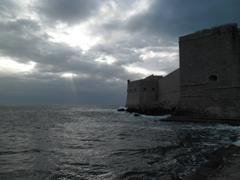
top-left (0, 106), bottom-right (240, 180)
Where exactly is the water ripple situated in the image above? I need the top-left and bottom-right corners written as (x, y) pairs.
top-left (0, 106), bottom-right (239, 179)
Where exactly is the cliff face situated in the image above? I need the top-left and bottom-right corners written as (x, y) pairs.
top-left (126, 23), bottom-right (240, 119)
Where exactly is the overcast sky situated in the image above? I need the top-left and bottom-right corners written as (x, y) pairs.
top-left (0, 0), bottom-right (239, 105)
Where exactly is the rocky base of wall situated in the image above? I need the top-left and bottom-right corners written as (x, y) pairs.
top-left (126, 107), bottom-right (240, 123)
top-left (164, 115), bottom-right (240, 124)
top-left (126, 107), bottom-right (174, 116)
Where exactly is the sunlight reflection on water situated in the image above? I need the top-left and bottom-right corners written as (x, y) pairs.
top-left (0, 106), bottom-right (240, 179)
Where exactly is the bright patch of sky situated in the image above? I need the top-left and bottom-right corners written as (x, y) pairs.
top-left (0, 57), bottom-right (36, 74)
top-left (124, 65), bottom-right (166, 77)
top-left (95, 55), bottom-right (117, 65)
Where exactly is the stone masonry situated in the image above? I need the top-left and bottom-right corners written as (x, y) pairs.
top-left (126, 23), bottom-right (240, 119)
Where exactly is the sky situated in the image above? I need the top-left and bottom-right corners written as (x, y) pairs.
top-left (0, 0), bottom-right (239, 105)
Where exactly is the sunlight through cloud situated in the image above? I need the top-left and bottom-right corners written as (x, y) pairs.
top-left (95, 55), bottom-right (117, 65)
top-left (0, 57), bottom-right (36, 74)
top-left (140, 51), bottom-right (178, 61)
top-left (61, 72), bottom-right (77, 79)
top-left (48, 23), bottom-right (102, 52)
top-left (123, 65), bottom-right (166, 76)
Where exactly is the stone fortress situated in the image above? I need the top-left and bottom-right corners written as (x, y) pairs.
top-left (126, 23), bottom-right (240, 120)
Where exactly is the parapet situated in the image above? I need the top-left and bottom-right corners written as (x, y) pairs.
top-left (144, 75), bottom-right (163, 80)
top-left (179, 23), bottom-right (239, 42)
top-left (128, 75), bottom-right (162, 83)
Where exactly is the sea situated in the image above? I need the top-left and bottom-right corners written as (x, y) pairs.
top-left (0, 106), bottom-right (240, 180)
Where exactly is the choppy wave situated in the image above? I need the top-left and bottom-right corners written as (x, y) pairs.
top-left (0, 106), bottom-right (240, 179)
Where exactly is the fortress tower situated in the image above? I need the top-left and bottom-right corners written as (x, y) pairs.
top-left (179, 23), bottom-right (240, 118)
top-left (126, 23), bottom-right (240, 119)
top-left (126, 75), bottom-right (161, 113)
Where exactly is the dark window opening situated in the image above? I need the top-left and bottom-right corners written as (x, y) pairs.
top-left (143, 88), bottom-right (146, 91)
top-left (134, 88), bottom-right (137, 92)
top-left (209, 75), bottom-right (218, 81)
top-left (152, 88), bottom-right (155, 91)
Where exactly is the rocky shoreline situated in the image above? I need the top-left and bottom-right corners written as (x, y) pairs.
top-left (126, 107), bottom-right (174, 116)
top-left (125, 108), bottom-right (240, 125)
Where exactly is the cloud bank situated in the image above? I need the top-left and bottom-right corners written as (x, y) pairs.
top-left (0, 0), bottom-right (239, 105)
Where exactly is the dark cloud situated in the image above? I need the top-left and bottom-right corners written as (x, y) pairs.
top-left (0, 18), bottom-right (136, 81)
top-left (34, 0), bottom-right (101, 24)
top-left (0, 19), bottom-right (49, 63)
top-left (0, 0), bottom-right (239, 105)
top-left (128, 0), bottom-right (240, 38)
top-left (0, 16), bottom-right (133, 105)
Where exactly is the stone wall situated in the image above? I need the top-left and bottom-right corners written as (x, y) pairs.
top-left (179, 23), bottom-right (240, 118)
top-left (126, 79), bottom-right (141, 109)
top-left (159, 69), bottom-right (180, 109)
top-left (126, 71), bottom-right (180, 113)
top-left (125, 23), bottom-right (240, 119)
top-left (126, 75), bottom-right (161, 110)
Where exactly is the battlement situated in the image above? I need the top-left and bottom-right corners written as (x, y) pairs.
top-left (179, 23), bottom-right (239, 42)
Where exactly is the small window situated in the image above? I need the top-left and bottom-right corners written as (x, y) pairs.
top-left (143, 88), bottom-right (146, 91)
top-left (209, 75), bottom-right (218, 81)
top-left (134, 88), bottom-right (137, 92)
top-left (152, 88), bottom-right (155, 91)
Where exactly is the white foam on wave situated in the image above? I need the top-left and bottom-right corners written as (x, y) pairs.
top-left (233, 140), bottom-right (240, 147)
